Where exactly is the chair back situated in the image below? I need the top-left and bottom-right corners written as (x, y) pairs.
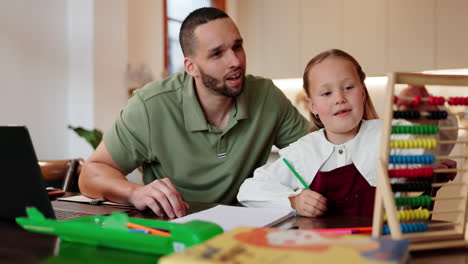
top-left (38, 159), bottom-right (83, 192)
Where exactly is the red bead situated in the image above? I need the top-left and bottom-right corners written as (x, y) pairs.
top-left (427, 96), bottom-right (435, 105)
top-left (411, 95), bottom-right (421, 106)
top-left (448, 97), bottom-right (455, 105)
top-left (437, 96), bottom-right (445, 105)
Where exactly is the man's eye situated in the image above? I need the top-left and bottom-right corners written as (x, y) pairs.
top-left (212, 51), bottom-right (222, 57)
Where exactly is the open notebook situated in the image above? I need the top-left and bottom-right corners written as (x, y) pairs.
top-left (171, 205), bottom-right (295, 232)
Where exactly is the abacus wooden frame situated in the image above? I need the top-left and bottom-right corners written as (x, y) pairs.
top-left (372, 72), bottom-right (468, 251)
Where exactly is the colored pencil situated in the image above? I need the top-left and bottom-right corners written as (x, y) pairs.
top-left (126, 222), bottom-right (171, 237)
top-left (283, 158), bottom-right (311, 190)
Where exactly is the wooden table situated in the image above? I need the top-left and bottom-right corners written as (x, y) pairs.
top-left (2, 198), bottom-right (468, 263)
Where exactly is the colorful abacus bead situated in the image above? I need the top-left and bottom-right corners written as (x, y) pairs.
top-left (393, 111), bottom-right (420, 119)
top-left (448, 96), bottom-right (468, 106)
top-left (397, 209), bottom-right (431, 221)
top-left (427, 110), bottom-right (448, 120)
top-left (394, 195), bottom-right (431, 207)
top-left (427, 96), bottom-right (445, 106)
top-left (382, 222), bottom-right (428, 235)
top-left (391, 125), bottom-right (439, 134)
top-left (390, 138), bottom-right (437, 149)
top-left (388, 167), bottom-right (434, 178)
top-left (411, 95), bottom-right (421, 106)
top-left (389, 154), bottom-right (435, 164)
top-left (392, 182), bottom-right (432, 192)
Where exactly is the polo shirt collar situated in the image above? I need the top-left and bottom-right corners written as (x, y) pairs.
top-left (234, 84), bottom-right (249, 120)
top-left (182, 75), bottom-right (249, 132)
top-left (183, 75), bottom-right (209, 131)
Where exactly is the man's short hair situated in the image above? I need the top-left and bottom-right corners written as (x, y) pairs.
top-left (179, 7), bottom-right (229, 57)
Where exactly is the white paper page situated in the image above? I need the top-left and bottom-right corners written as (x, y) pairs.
top-left (171, 205), bottom-right (295, 232)
top-left (57, 195), bottom-right (133, 207)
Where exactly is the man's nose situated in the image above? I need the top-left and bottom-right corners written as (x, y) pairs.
top-left (226, 50), bottom-right (241, 68)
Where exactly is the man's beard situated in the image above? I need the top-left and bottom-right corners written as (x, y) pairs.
top-left (199, 68), bottom-right (244, 97)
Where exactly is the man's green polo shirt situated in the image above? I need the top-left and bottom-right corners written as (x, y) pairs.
top-left (104, 72), bottom-right (309, 204)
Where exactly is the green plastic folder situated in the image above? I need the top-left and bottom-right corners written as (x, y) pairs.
top-left (16, 207), bottom-right (223, 255)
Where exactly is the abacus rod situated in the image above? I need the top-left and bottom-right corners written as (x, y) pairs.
top-left (391, 209), bottom-right (459, 215)
top-left (394, 72), bottom-right (468, 86)
top-left (439, 140), bottom-right (468, 144)
top-left (432, 182), bottom-right (466, 187)
top-left (397, 95), bottom-right (468, 107)
top-left (429, 209), bottom-right (463, 214)
top-left (427, 222), bottom-right (459, 228)
top-left (397, 95), bottom-right (430, 102)
top-left (402, 230), bottom-right (461, 239)
top-left (433, 168), bottom-right (468, 173)
top-left (439, 126), bottom-right (468, 131)
top-left (436, 155), bottom-right (467, 160)
top-left (432, 196), bottom-right (465, 201)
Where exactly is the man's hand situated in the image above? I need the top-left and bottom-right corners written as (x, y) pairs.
top-left (129, 178), bottom-right (189, 218)
top-left (289, 190), bottom-right (327, 217)
top-left (437, 159), bottom-right (458, 182)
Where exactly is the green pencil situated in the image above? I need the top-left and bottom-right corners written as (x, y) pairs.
top-left (282, 158), bottom-right (311, 190)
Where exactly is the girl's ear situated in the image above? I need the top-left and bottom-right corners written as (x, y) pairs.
top-left (305, 96), bottom-right (317, 116)
top-left (362, 84), bottom-right (367, 101)
top-left (184, 57), bottom-right (198, 77)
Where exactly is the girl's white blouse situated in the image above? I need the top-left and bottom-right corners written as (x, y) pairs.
top-left (237, 116), bottom-right (459, 209)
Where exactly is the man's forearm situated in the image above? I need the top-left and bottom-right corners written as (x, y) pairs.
top-left (79, 162), bottom-right (141, 204)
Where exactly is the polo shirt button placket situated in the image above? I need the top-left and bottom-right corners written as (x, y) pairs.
top-left (217, 135), bottom-right (227, 159)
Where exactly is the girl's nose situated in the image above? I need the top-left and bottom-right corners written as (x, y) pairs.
top-left (335, 91), bottom-right (346, 104)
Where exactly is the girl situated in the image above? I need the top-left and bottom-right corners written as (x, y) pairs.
top-left (237, 49), bottom-right (456, 217)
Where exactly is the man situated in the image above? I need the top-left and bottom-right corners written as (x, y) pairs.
top-left (79, 7), bottom-right (310, 218)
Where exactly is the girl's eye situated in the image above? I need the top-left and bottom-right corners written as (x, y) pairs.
top-left (322, 92), bottom-right (331, 96)
top-left (345, 85), bottom-right (354, 90)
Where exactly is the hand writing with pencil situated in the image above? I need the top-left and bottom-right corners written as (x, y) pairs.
top-left (129, 178), bottom-right (189, 219)
top-left (289, 191), bottom-right (327, 217)
top-left (283, 158), bottom-right (327, 217)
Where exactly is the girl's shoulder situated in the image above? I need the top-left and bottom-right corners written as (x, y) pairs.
top-left (360, 119), bottom-right (383, 134)
top-left (296, 128), bottom-right (327, 146)
top-left (345, 119), bottom-right (382, 149)
top-left (279, 128), bottom-right (328, 156)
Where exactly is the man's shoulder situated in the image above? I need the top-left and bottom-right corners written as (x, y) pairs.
top-left (244, 74), bottom-right (276, 91)
top-left (134, 72), bottom-right (188, 101)
top-left (244, 74), bottom-right (289, 102)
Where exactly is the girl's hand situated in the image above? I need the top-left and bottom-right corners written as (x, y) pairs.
top-left (289, 190), bottom-right (327, 217)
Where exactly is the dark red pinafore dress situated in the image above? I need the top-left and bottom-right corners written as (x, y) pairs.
top-left (309, 163), bottom-right (376, 216)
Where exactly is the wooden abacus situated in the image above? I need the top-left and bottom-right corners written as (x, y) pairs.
top-left (372, 72), bottom-right (468, 251)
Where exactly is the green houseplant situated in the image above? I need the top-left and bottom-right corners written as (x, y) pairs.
top-left (68, 125), bottom-right (103, 149)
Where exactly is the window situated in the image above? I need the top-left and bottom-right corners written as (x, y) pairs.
top-left (164, 0), bottom-right (225, 75)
